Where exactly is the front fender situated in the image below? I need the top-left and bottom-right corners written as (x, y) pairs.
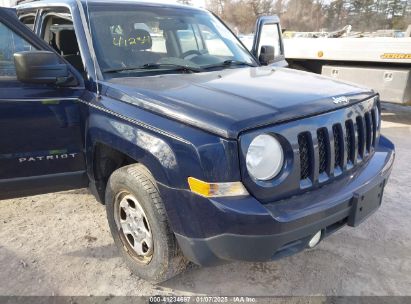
top-left (83, 96), bottom-right (241, 232)
top-left (85, 104), bottom-right (199, 188)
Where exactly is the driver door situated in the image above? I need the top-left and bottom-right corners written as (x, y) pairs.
top-left (251, 15), bottom-right (287, 67)
top-left (0, 7), bottom-right (87, 199)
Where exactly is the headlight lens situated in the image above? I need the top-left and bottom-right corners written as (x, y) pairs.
top-left (246, 134), bottom-right (284, 181)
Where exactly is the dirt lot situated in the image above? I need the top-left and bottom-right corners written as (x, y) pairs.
top-left (0, 103), bottom-right (410, 297)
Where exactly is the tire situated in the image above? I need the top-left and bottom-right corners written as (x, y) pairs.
top-left (105, 164), bottom-right (188, 283)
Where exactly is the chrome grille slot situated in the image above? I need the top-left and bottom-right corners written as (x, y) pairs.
top-left (345, 120), bottom-right (355, 166)
top-left (356, 116), bottom-right (365, 160)
top-left (298, 132), bottom-right (313, 180)
top-left (364, 112), bottom-right (372, 153)
top-left (333, 124), bottom-right (343, 170)
top-left (371, 108), bottom-right (377, 147)
top-left (317, 128), bottom-right (329, 175)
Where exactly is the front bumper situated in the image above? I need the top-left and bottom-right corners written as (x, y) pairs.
top-left (160, 136), bottom-right (395, 266)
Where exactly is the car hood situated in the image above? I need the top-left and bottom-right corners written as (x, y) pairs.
top-left (105, 67), bottom-right (374, 139)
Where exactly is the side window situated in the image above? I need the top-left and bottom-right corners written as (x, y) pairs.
top-left (199, 24), bottom-right (233, 57)
top-left (41, 13), bottom-right (84, 74)
top-left (258, 23), bottom-right (282, 58)
top-left (0, 22), bottom-right (36, 78)
top-left (19, 14), bottom-right (36, 31)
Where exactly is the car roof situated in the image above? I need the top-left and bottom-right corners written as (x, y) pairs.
top-left (16, 0), bottom-right (204, 11)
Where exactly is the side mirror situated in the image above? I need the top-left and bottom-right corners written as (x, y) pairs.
top-left (14, 51), bottom-right (70, 85)
top-left (258, 45), bottom-right (275, 65)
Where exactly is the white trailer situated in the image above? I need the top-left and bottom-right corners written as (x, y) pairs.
top-left (284, 37), bottom-right (411, 104)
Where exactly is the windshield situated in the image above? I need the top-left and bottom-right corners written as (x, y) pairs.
top-left (88, 4), bottom-right (257, 77)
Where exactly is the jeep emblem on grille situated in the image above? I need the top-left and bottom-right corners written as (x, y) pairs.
top-left (332, 96), bottom-right (350, 104)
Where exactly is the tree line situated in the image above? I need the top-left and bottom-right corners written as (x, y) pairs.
top-left (179, 0), bottom-right (411, 34)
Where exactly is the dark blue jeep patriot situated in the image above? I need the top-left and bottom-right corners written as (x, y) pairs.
top-left (0, 0), bottom-right (395, 282)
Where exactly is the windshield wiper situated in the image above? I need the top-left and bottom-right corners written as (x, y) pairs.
top-left (103, 63), bottom-right (203, 74)
top-left (204, 60), bottom-right (257, 70)
top-left (142, 63), bottom-right (203, 73)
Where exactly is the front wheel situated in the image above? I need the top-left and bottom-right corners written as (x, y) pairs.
top-left (105, 164), bottom-right (188, 283)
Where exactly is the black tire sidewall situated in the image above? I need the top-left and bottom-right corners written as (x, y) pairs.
top-left (105, 166), bottom-right (172, 282)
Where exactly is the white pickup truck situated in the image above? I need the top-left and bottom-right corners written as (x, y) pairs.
top-left (241, 20), bottom-right (411, 104)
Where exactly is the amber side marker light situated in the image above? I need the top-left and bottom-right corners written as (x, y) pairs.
top-left (188, 177), bottom-right (249, 198)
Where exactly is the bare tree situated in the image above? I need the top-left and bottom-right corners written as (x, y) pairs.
top-left (206, 0), bottom-right (411, 33)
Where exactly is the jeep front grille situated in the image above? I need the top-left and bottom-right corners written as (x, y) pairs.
top-left (241, 96), bottom-right (380, 203)
top-left (297, 105), bottom-right (379, 188)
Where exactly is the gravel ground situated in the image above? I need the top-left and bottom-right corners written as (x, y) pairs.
top-left (0, 103), bottom-right (410, 297)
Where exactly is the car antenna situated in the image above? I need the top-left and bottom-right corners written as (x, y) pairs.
top-left (77, 0), bottom-right (101, 99)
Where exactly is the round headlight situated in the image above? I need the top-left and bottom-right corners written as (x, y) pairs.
top-left (246, 134), bottom-right (284, 181)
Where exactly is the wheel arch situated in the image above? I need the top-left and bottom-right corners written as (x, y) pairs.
top-left (86, 127), bottom-right (180, 204)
